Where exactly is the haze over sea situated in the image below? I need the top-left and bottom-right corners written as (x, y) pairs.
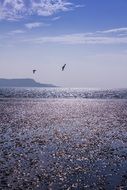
top-left (0, 87), bottom-right (127, 190)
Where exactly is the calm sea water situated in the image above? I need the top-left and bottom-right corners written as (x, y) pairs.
top-left (0, 87), bottom-right (127, 99)
top-left (0, 88), bottom-right (127, 189)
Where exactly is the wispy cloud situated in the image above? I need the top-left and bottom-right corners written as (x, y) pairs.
top-left (22, 27), bottom-right (127, 45)
top-left (8, 29), bottom-right (25, 35)
top-left (52, 16), bottom-right (61, 21)
top-left (2, 27), bottom-right (127, 46)
top-left (24, 35), bottom-right (127, 45)
top-left (25, 22), bottom-right (49, 29)
top-left (75, 4), bottom-right (85, 8)
top-left (98, 27), bottom-right (127, 34)
top-left (0, 0), bottom-right (80, 21)
top-left (0, 0), bottom-right (25, 20)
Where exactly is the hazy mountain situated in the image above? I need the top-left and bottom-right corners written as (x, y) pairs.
top-left (0, 78), bottom-right (56, 87)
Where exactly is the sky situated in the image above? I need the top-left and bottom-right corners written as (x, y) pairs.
top-left (0, 0), bottom-right (127, 88)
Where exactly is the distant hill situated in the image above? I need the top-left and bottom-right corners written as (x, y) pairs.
top-left (0, 78), bottom-right (57, 87)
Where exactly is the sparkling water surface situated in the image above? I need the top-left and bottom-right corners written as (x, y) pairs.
top-left (0, 87), bottom-right (127, 99)
top-left (0, 88), bottom-right (127, 189)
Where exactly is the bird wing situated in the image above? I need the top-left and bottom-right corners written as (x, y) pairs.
top-left (62, 64), bottom-right (66, 71)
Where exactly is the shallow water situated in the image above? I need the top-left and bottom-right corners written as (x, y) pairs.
top-left (0, 97), bottom-right (127, 189)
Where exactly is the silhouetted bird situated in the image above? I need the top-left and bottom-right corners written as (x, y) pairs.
top-left (33, 70), bottom-right (36, 74)
top-left (62, 64), bottom-right (66, 71)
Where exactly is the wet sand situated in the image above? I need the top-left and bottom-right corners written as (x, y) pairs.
top-left (0, 99), bottom-right (127, 190)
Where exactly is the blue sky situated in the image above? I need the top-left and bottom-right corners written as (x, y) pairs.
top-left (0, 0), bottom-right (127, 88)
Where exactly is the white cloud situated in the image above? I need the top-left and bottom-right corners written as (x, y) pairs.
top-left (8, 29), bottom-right (25, 35)
top-left (75, 4), bottom-right (85, 8)
top-left (3, 27), bottom-right (127, 46)
top-left (25, 22), bottom-right (48, 29)
top-left (0, 0), bottom-right (78, 20)
top-left (0, 0), bottom-right (26, 20)
top-left (99, 27), bottom-right (127, 34)
top-left (103, 27), bottom-right (127, 33)
top-left (22, 30), bottom-right (127, 45)
top-left (31, 0), bottom-right (73, 16)
top-left (52, 16), bottom-right (61, 21)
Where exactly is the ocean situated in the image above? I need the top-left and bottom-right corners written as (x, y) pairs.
top-left (0, 87), bottom-right (127, 99)
top-left (0, 88), bottom-right (127, 190)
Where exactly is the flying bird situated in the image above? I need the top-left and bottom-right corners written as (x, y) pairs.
top-left (62, 64), bottom-right (66, 71)
top-left (33, 70), bottom-right (36, 74)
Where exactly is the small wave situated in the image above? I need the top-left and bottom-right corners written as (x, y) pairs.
top-left (0, 88), bottom-right (127, 99)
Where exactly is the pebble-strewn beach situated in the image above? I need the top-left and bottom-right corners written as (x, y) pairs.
top-left (0, 98), bottom-right (127, 190)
